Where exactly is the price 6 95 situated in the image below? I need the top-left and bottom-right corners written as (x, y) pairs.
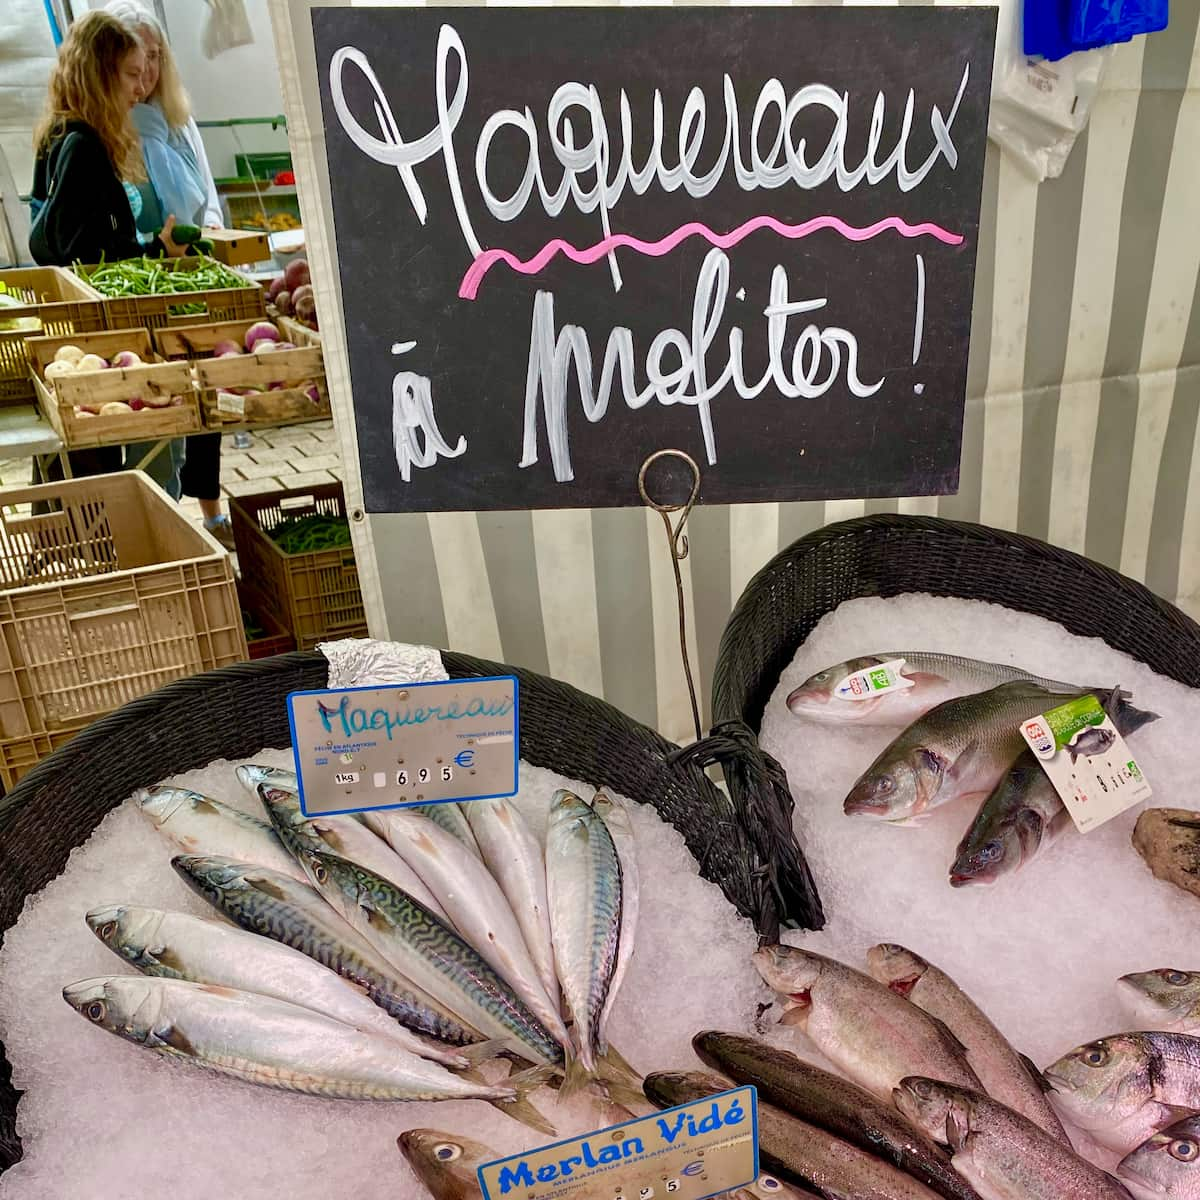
top-left (396, 766), bottom-right (453, 786)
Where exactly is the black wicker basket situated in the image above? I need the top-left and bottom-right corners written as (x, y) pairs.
top-left (709, 513), bottom-right (1200, 932)
top-left (0, 648), bottom-right (814, 1170)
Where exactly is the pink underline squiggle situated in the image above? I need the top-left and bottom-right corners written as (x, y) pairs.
top-left (457, 214), bottom-right (964, 300)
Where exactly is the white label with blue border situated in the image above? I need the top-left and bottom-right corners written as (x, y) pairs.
top-left (286, 676), bottom-right (518, 817)
top-left (477, 1086), bottom-right (757, 1200)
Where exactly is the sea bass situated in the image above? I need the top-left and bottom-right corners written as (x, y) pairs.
top-left (364, 806), bottom-right (569, 1049)
top-left (844, 684), bottom-right (1147, 823)
top-left (692, 1030), bottom-right (982, 1200)
top-left (296, 846), bottom-right (564, 1067)
top-left (644, 1070), bottom-right (945, 1200)
top-left (1119, 1113), bottom-right (1200, 1200)
top-left (1119, 970), bottom-right (1200, 1034)
top-left (63, 975), bottom-right (545, 1107)
top-left (752, 944), bottom-right (981, 1102)
top-left (256, 784), bottom-right (450, 921)
top-left (398, 1128), bottom-right (495, 1200)
top-left (463, 796), bottom-right (560, 1017)
top-left (85, 903), bottom-right (472, 1068)
top-left (787, 653), bottom-right (1078, 727)
top-left (546, 789), bottom-right (622, 1091)
top-left (135, 786), bottom-right (305, 881)
top-left (1133, 810), bottom-right (1200, 903)
top-left (171, 853), bottom-right (478, 1046)
top-left (866, 944), bottom-right (1069, 1144)
top-left (894, 1078), bottom-right (1131, 1199)
top-left (1043, 1032), bottom-right (1200, 1152)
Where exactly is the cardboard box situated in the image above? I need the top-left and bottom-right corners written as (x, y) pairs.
top-left (203, 228), bottom-right (271, 267)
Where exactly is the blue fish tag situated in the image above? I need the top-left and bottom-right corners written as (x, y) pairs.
top-left (286, 676), bottom-right (518, 817)
top-left (478, 1086), bottom-right (758, 1200)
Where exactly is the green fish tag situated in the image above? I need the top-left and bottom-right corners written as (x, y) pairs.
top-left (1019, 695), bottom-right (1152, 833)
top-left (833, 658), bottom-right (915, 701)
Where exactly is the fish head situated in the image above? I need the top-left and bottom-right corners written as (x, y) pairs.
top-left (171, 853), bottom-right (254, 896)
top-left (949, 826), bottom-right (1021, 887)
top-left (893, 1077), bottom-right (974, 1152)
top-left (549, 788), bottom-right (592, 823)
top-left (865, 944), bottom-right (929, 996)
top-left (785, 657), bottom-right (886, 719)
top-left (751, 944), bottom-right (828, 1027)
top-left (398, 1129), bottom-right (495, 1200)
top-left (236, 763), bottom-right (297, 794)
top-left (1118, 1116), bottom-right (1200, 1200)
top-left (84, 904), bottom-right (163, 967)
top-left (642, 1070), bottom-right (729, 1110)
top-left (133, 786), bottom-right (195, 826)
top-left (1118, 970), bottom-right (1200, 1026)
top-left (62, 976), bottom-right (162, 1045)
top-left (844, 745), bottom-right (946, 820)
top-left (1043, 1034), bottom-right (1156, 1128)
top-left (256, 783), bottom-right (304, 829)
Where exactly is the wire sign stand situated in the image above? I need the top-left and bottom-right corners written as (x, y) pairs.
top-left (638, 449), bottom-right (703, 743)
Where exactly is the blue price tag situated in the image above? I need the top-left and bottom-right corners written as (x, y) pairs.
top-left (286, 675), bottom-right (519, 817)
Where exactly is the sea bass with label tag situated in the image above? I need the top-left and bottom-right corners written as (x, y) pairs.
top-left (644, 1070), bottom-right (945, 1200)
top-left (692, 1030), bottom-right (982, 1200)
top-left (62, 975), bottom-right (548, 1107)
top-left (786, 653), bottom-right (1079, 726)
top-left (843, 683), bottom-right (1149, 823)
top-left (752, 944), bottom-right (981, 1102)
top-left (1043, 1031), bottom-right (1200, 1153)
top-left (1119, 1112), bottom-right (1200, 1200)
top-left (135, 786), bottom-right (306, 881)
top-left (1119, 969), bottom-right (1200, 1033)
top-left (894, 1078), bottom-right (1132, 1199)
top-left (866, 944), bottom-right (1068, 1144)
top-left (398, 1128), bottom-right (495, 1200)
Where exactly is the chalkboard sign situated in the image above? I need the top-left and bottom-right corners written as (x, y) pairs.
top-left (313, 7), bottom-right (996, 513)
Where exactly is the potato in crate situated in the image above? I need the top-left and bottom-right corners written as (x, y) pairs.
top-left (26, 328), bottom-right (202, 450)
top-left (155, 317), bottom-right (328, 428)
top-left (229, 482), bottom-right (366, 651)
top-left (0, 266), bottom-right (106, 406)
top-left (0, 472), bottom-right (246, 788)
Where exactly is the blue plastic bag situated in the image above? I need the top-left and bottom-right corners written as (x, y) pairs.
top-left (1024, 0), bottom-right (1167, 59)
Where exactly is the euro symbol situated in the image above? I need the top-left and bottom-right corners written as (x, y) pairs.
top-left (454, 750), bottom-right (475, 768)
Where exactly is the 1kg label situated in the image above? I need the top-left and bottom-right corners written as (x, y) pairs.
top-left (286, 676), bottom-right (518, 817)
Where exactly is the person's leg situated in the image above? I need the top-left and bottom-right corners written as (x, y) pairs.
top-left (179, 433), bottom-right (234, 550)
top-left (123, 438), bottom-right (182, 499)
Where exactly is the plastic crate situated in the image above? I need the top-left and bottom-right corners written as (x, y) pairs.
top-left (26, 327), bottom-right (202, 449)
top-left (70, 257), bottom-right (265, 333)
top-left (155, 318), bottom-right (328, 428)
top-left (0, 267), bottom-right (107, 407)
top-left (238, 580), bottom-right (294, 659)
top-left (229, 482), bottom-right (366, 651)
top-left (0, 472), bottom-right (247, 787)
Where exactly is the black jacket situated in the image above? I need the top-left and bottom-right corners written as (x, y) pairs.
top-left (29, 119), bottom-right (165, 266)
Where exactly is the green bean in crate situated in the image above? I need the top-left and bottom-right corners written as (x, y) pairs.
top-left (74, 256), bottom-right (250, 298)
top-left (270, 514), bottom-right (352, 554)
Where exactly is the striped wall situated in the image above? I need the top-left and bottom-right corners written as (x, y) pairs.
top-left (272, 0), bottom-right (1200, 743)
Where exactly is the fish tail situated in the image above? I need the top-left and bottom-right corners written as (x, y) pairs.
top-left (457, 1037), bottom-right (511, 1069)
top-left (556, 1048), bottom-right (596, 1101)
top-left (597, 1044), bottom-right (642, 1087)
top-left (491, 1064), bottom-right (558, 1136)
top-left (596, 1074), bottom-right (650, 1112)
top-left (1067, 743), bottom-right (1080, 763)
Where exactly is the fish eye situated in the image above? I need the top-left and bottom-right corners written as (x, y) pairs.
top-left (875, 775), bottom-right (895, 795)
top-left (313, 864), bottom-right (328, 884)
top-left (100, 921), bottom-right (117, 939)
top-left (1082, 1044), bottom-right (1110, 1068)
top-left (910, 1080), bottom-right (935, 1099)
top-left (812, 672), bottom-right (829, 683)
top-left (759, 1177), bottom-right (781, 1191)
top-left (1171, 1140), bottom-right (1200, 1162)
top-left (85, 1000), bottom-right (106, 1022)
top-left (981, 841), bottom-right (1003, 864)
top-left (433, 1143), bottom-right (462, 1162)
top-left (1165, 971), bottom-right (1192, 986)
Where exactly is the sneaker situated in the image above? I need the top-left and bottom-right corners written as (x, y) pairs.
top-left (204, 514), bottom-right (237, 552)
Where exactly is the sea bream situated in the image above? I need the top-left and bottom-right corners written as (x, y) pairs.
top-left (787, 653), bottom-right (1079, 727)
top-left (1043, 1031), bottom-right (1200, 1153)
top-left (1119, 969), bottom-right (1200, 1034)
top-left (63, 975), bottom-right (548, 1110)
top-left (894, 1077), bottom-right (1132, 1199)
top-left (843, 683), bottom-right (1151, 824)
top-left (1119, 1112), bottom-right (1200, 1200)
top-left (752, 944), bottom-right (981, 1102)
top-left (865, 944), bottom-right (1069, 1145)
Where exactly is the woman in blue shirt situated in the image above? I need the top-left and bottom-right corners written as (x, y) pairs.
top-left (108, 1), bottom-right (234, 549)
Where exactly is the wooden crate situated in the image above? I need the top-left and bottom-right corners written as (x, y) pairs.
top-left (0, 267), bottom-right (107, 407)
top-left (70, 256), bottom-right (265, 332)
top-left (155, 318), bottom-right (328, 427)
top-left (27, 327), bottom-right (202, 450)
top-left (276, 314), bottom-right (320, 345)
top-left (0, 471), bottom-right (246, 786)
